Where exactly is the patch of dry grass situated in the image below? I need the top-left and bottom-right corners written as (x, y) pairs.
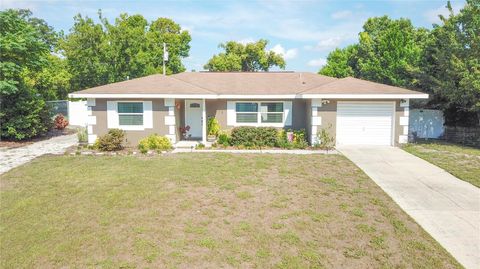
top-left (403, 141), bottom-right (480, 187)
top-left (0, 153), bottom-right (461, 268)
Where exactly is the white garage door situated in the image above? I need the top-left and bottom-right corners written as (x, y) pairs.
top-left (336, 102), bottom-right (394, 146)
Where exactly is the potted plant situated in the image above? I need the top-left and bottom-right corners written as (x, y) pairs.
top-left (207, 117), bottom-right (220, 141)
top-left (179, 125), bottom-right (190, 140)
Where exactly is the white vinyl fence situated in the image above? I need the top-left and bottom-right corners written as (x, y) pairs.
top-left (68, 100), bottom-right (88, 126)
top-left (409, 109), bottom-right (445, 139)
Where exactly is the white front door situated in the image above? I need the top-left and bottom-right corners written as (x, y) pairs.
top-left (336, 101), bottom-right (395, 146)
top-left (185, 100), bottom-right (203, 138)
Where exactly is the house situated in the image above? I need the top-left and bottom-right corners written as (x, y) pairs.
top-left (68, 72), bottom-right (428, 146)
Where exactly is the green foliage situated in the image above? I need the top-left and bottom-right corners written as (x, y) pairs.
top-left (320, 3), bottom-right (479, 126)
top-left (204, 39), bottom-right (285, 72)
top-left (207, 117), bottom-right (220, 136)
top-left (77, 127), bottom-right (88, 143)
top-left (0, 9), bottom-right (53, 140)
top-left (319, 46), bottom-right (356, 78)
top-left (217, 132), bottom-right (231, 147)
top-left (277, 129), bottom-right (309, 149)
top-left (94, 129), bottom-right (126, 151)
top-left (137, 134), bottom-right (173, 153)
top-left (230, 127), bottom-right (278, 148)
top-left (60, 12), bottom-right (191, 91)
top-left (195, 142), bottom-right (205, 149)
top-left (314, 124), bottom-right (335, 150)
top-left (421, 0), bottom-right (480, 125)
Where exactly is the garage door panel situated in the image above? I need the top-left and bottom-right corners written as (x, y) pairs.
top-left (336, 102), bottom-right (394, 146)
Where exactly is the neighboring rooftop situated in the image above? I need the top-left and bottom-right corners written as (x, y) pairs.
top-left (70, 72), bottom-right (426, 96)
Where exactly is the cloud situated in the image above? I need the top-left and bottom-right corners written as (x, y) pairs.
top-left (424, 3), bottom-right (463, 24)
top-left (238, 38), bottom-right (256, 45)
top-left (304, 37), bottom-right (344, 52)
top-left (331, 10), bottom-right (352, 20)
top-left (270, 44), bottom-right (298, 60)
top-left (307, 58), bottom-right (327, 67)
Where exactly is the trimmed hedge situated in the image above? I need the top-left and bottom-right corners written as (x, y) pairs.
top-left (230, 127), bottom-right (278, 148)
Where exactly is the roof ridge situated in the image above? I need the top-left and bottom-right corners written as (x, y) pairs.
top-left (170, 75), bottom-right (218, 94)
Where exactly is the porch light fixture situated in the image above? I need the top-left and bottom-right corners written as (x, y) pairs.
top-left (321, 99), bottom-right (330, 104)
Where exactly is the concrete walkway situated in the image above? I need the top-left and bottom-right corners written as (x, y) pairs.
top-left (0, 134), bottom-right (77, 174)
top-left (339, 146), bottom-right (480, 269)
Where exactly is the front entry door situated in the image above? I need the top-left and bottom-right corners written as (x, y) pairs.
top-left (185, 100), bottom-right (203, 138)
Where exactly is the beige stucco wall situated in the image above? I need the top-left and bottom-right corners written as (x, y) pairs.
top-left (315, 99), bottom-right (405, 145)
top-left (92, 99), bottom-right (169, 146)
top-left (90, 98), bottom-right (407, 146)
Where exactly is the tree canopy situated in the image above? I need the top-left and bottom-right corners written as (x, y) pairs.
top-left (204, 39), bottom-right (285, 72)
top-left (60, 12), bottom-right (191, 90)
top-left (0, 9), bottom-right (52, 140)
top-left (319, 1), bottom-right (479, 125)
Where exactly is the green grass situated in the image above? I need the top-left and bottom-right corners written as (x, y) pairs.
top-left (403, 141), bottom-right (480, 187)
top-left (0, 153), bottom-right (462, 268)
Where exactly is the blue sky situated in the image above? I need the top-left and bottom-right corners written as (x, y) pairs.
top-left (2, 0), bottom-right (466, 72)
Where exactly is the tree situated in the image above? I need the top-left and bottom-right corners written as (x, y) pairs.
top-left (0, 9), bottom-right (52, 140)
top-left (320, 16), bottom-right (429, 90)
top-left (421, 0), bottom-right (480, 125)
top-left (60, 12), bottom-right (191, 90)
top-left (204, 39), bottom-right (285, 72)
top-left (319, 45), bottom-right (356, 78)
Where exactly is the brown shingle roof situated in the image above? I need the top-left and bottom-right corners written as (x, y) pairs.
top-left (70, 72), bottom-right (426, 96)
top-left (71, 74), bottom-right (215, 95)
top-left (172, 72), bottom-right (336, 95)
top-left (301, 77), bottom-right (424, 95)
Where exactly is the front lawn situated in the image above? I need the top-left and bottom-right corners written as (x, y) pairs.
top-left (403, 141), bottom-right (480, 188)
top-left (0, 154), bottom-right (460, 268)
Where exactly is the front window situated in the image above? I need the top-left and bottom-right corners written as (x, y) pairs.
top-left (236, 102), bottom-right (258, 123)
top-left (118, 102), bottom-right (143, 126)
top-left (235, 102), bottom-right (284, 124)
top-left (261, 102), bottom-right (283, 123)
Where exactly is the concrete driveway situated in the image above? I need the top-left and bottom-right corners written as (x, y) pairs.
top-left (339, 145), bottom-right (480, 269)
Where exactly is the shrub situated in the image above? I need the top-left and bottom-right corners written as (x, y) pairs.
top-left (138, 134), bottom-right (173, 153)
top-left (54, 114), bottom-right (69, 130)
top-left (230, 127), bottom-right (277, 148)
top-left (207, 117), bottom-right (220, 136)
top-left (292, 129), bottom-right (308, 149)
top-left (217, 132), bottom-right (230, 147)
top-left (77, 127), bottom-right (88, 143)
top-left (315, 124), bottom-right (335, 150)
top-left (94, 129), bottom-right (125, 151)
top-left (276, 129), bottom-right (308, 149)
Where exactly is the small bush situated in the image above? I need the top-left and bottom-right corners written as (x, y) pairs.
top-left (94, 129), bottom-right (125, 151)
top-left (77, 127), bottom-right (88, 143)
top-left (54, 114), bottom-right (69, 130)
top-left (230, 127), bottom-right (277, 148)
top-left (207, 117), bottom-right (220, 136)
top-left (138, 134), bottom-right (172, 153)
top-left (217, 132), bottom-right (230, 147)
top-left (315, 124), bottom-right (335, 150)
top-left (276, 129), bottom-right (308, 149)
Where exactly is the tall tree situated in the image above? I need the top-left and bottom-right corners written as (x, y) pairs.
top-left (0, 9), bottom-right (52, 140)
top-left (60, 12), bottom-right (191, 90)
top-left (318, 45), bottom-right (356, 78)
top-left (204, 39), bottom-right (285, 72)
top-left (421, 0), bottom-right (480, 125)
top-left (320, 16), bottom-right (429, 89)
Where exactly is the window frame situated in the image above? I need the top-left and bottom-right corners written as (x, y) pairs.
top-left (234, 101), bottom-right (285, 127)
top-left (117, 101), bottom-right (144, 128)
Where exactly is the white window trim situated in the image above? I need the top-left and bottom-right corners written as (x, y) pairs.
top-left (233, 101), bottom-right (286, 127)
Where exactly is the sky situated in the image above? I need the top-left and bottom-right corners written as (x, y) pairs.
top-left (2, 0), bottom-right (466, 72)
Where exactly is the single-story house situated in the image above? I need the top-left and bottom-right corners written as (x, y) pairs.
top-left (68, 72), bottom-right (428, 146)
